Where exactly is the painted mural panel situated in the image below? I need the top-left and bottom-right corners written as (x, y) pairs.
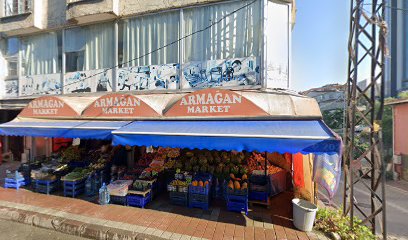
top-left (64, 69), bottom-right (113, 93)
top-left (4, 80), bottom-right (18, 97)
top-left (20, 74), bottom-right (62, 96)
top-left (117, 64), bottom-right (179, 91)
top-left (182, 57), bottom-right (260, 89)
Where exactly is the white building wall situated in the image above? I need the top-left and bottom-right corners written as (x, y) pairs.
top-left (265, 0), bottom-right (290, 89)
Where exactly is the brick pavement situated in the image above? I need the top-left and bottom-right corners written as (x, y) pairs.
top-left (0, 187), bottom-right (329, 240)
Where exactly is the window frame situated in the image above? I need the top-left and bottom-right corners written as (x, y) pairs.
top-left (3, 0), bottom-right (32, 17)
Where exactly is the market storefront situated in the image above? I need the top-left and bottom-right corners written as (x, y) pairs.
top-left (0, 89), bottom-right (341, 223)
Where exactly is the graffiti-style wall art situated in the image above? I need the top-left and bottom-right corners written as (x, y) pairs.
top-left (4, 80), bottom-right (18, 97)
top-left (117, 64), bottom-right (179, 91)
top-left (20, 74), bottom-right (61, 96)
top-left (182, 57), bottom-right (260, 89)
top-left (64, 69), bottom-right (113, 93)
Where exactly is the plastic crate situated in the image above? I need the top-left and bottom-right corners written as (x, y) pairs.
top-left (189, 193), bottom-right (210, 210)
top-left (189, 185), bottom-right (210, 195)
top-left (226, 192), bottom-right (248, 215)
top-left (227, 188), bottom-right (248, 196)
top-left (35, 179), bottom-right (59, 194)
top-left (170, 192), bottom-right (188, 206)
top-left (63, 179), bottom-right (85, 197)
top-left (110, 195), bottom-right (127, 206)
top-left (249, 191), bottom-right (269, 202)
top-left (227, 193), bottom-right (248, 203)
top-left (227, 200), bottom-right (248, 215)
top-left (4, 178), bottom-right (25, 189)
top-left (127, 193), bottom-right (151, 208)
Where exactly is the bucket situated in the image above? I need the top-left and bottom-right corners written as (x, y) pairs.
top-left (292, 198), bottom-right (318, 232)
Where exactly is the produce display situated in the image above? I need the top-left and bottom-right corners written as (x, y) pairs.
top-left (132, 181), bottom-right (151, 191)
top-left (227, 173), bottom-right (249, 195)
top-left (139, 169), bottom-right (158, 180)
top-left (168, 179), bottom-right (189, 192)
top-left (247, 152), bottom-right (285, 175)
top-left (61, 146), bottom-right (82, 163)
top-left (19, 140), bottom-right (291, 213)
top-left (62, 168), bottom-right (92, 181)
top-left (191, 180), bottom-right (209, 187)
top-left (170, 149), bottom-right (249, 178)
top-left (107, 180), bottom-right (133, 197)
top-left (31, 161), bottom-right (68, 181)
top-left (89, 156), bottom-right (109, 171)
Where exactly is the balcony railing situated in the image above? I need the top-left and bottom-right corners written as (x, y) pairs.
top-left (4, 0), bottom-right (32, 17)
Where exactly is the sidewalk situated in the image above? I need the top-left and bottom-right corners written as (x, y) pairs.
top-left (0, 187), bottom-right (328, 240)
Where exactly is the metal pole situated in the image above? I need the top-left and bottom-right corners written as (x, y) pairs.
top-left (344, 0), bottom-right (387, 238)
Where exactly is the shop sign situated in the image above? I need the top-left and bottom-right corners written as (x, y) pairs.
top-left (165, 89), bottom-right (268, 117)
top-left (19, 96), bottom-right (79, 118)
top-left (82, 93), bottom-right (159, 118)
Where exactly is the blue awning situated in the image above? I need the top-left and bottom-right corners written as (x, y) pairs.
top-left (112, 120), bottom-right (341, 154)
top-left (0, 121), bottom-right (130, 140)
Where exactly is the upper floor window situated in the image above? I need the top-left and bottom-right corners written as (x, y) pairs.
top-left (183, 0), bottom-right (261, 62)
top-left (65, 23), bottom-right (114, 72)
top-left (0, 38), bottom-right (19, 77)
top-left (119, 10), bottom-right (180, 67)
top-left (21, 32), bottom-right (62, 76)
top-left (4, 0), bottom-right (31, 17)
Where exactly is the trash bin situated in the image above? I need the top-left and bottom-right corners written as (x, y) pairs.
top-left (292, 198), bottom-right (318, 232)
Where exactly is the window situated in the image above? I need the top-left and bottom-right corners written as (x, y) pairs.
top-left (65, 23), bottom-right (114, 72)
top-left (21, 32), bottom-right (62, 76)
top-left (183, 0), bottom-right (261, 62)
top-left (4, 0), bottom-right (31, 17)
top-left (119, 10), bottom-right (180, 67)
top-left (1, 38), bottom-right (20, 77)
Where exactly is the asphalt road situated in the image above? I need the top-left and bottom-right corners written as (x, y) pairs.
top-left (0, 219), bottom-right (89, 240)
top-left (328, 179), bottom-right (408, 239)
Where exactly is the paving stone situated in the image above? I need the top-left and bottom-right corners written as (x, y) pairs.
top-left (0, 188), bottom-right (309, 240)
top-left (169, 233), bottom-right (182, 240)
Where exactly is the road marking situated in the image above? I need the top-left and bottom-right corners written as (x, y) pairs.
top-left (352, 186), bottom-right (408, 214)
top-left (386, 184), bottom-right (408, 196)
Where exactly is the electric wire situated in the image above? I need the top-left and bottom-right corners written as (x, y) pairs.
top-left (21, 0), bottom-right (257, 96)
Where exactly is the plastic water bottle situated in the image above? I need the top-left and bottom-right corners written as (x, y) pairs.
top-left (99, 183), bottom-right (110, 205)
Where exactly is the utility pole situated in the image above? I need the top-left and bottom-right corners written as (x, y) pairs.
top-left (344, 0), bottom-right (387, 239)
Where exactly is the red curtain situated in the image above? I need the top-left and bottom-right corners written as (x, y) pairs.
top-left (293, 153), bottom-right (305, 188)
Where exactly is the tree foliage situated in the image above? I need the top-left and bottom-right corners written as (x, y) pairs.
top-left (322, 109), bottom-right (344, 130)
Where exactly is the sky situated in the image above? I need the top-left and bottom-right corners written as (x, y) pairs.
top-left (291, 0), bottom-right (351, 91)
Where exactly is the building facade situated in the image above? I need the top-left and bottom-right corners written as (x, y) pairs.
top-left (0, 0), bottom-right (294, 159)
top-left (386, 99), bottom-right (408, 181)
top-left (0, 0), bottom-right (293, 102)
top-left (300, 84), bottom-right (346, 112)
top-left (385, 0), bottom-right (408, 97)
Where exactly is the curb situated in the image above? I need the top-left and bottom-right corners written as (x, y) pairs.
top-left (0, 205), bottom-right (167, 240)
